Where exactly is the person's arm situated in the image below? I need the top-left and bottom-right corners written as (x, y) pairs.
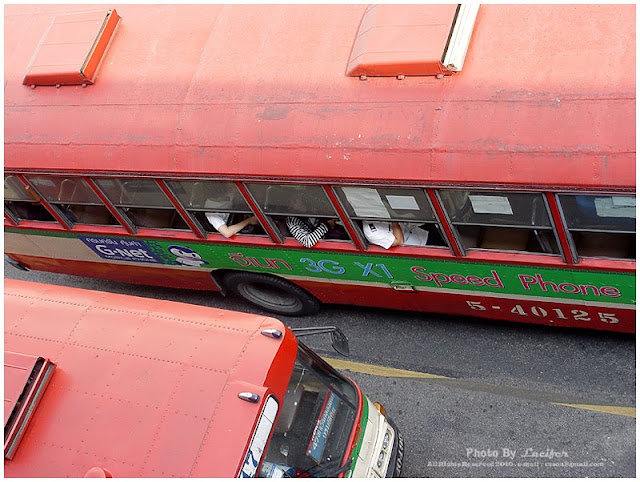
top-left (216, 216), bottom-right (258, 238)
top-left (390, 222), bottom-right (404, 247)
top-left (286, 217), bottom-right (328, 248)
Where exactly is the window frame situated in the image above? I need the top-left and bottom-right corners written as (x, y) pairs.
top-left (436, 188), bottom-right (563, 257)
top-left (163, 179), bottom-right (269, 239)
top-left (93, 177), bottom-right (192, 232)
top-left (333, 185), bottom-right (454, 252)
top-left (556, 192), bottom-right (635, 262)
top-left (5, 171), bottom-right (635, 266)
top-left (24, 175), bottom-right (121, 228)
top-left (244, 182), bottom-right (356, 245)
top-left (4, 175), bottom-right (50, 225)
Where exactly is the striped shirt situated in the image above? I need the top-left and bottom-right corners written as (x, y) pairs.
top-left (286, 217), bottom-right (328, 248)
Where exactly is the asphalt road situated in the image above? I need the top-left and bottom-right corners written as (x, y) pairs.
top-left (4, 261), bottom-right (636, 477)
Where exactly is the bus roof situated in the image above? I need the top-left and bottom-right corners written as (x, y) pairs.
top-left (4, 4), bottom-right (635, 189)
top-left (4, 279), bottom-right (297, 477)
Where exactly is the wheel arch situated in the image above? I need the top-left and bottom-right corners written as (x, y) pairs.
top-left (219, 270), bottom-right (321, 316)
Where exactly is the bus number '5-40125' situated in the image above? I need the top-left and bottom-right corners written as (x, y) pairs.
top-left (466, 301), bottom-right (619, 325)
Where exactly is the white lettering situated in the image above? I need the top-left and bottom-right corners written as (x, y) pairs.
top-left (95, 245), bottom-right (154, 260)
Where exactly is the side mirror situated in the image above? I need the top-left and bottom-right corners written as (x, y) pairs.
top-left (290, 326), bottom-right (350, 357)
top-left (330, 329), bottom-right (350, 357)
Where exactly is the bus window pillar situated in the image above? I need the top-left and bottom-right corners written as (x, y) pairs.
top-left (326, 186), bottom-right (367, 250)
top-left (428, 189), bottom-right (464, 257)
top-left (546, 192), bottom-right (576, 265)
top-left (84, 177), bottom-right (137, 235)
top-left (156, 179), bottom-right (207, 239)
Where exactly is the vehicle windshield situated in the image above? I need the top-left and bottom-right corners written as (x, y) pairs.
top-left (259, 343), bottom-right (359, 478)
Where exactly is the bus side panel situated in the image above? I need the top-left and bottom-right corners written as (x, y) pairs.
top-left (296, 280), bottom-right (635, 334)
top-left (6, 254), bottom-right (220, 291)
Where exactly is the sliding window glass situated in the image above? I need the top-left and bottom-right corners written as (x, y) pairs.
top-left (336, 186), bottom-right (447, 248)
top-left (94, 178), bottom-right (189, 230)
top-left (26, 176), bottom-right (119, 226)
top-left (246, 183), bottom-right (349, 242)
top-left (558, 194), bottom-right (635, 260)
top-left (439, 190), bottom-right (560, 255)
top-left (4, 175), bottom-right (56, 223)
top-left (165, 180), bottom-right (265, 236)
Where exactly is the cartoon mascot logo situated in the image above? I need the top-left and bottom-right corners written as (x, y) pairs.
top-left (167, 245), bottom-right (209, 267)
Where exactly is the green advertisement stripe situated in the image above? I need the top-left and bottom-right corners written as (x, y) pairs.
top-left (6, 229), bottom-right (635, 306)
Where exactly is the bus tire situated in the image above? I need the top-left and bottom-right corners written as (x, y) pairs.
top-left (223, 272), bottom-right (320, 316)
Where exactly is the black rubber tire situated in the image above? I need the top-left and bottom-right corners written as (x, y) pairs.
top-left (223, 272), bottom-right (321, 316)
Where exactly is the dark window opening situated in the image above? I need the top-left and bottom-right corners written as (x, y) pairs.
top-left (558, 194), bottom-right (635, 260)
top-left (440, 190), bottom-right (560, 255)
top-left (5, 201), bottom-right (56, 222)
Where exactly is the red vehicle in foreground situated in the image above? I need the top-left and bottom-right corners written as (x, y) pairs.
top-left (4, 279), bottom-right (403, 477)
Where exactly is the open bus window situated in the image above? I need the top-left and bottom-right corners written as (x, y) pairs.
top-left (260, 344), bottom-right (358, 478)
top-left (439, 190), bottom-right (560, 255)
top-left (4, 175), bottom-right (57, 223)
top-left (335, 186), bottom-right (447, 248)
top-left (246, 183), bottom-right (350, 243)
top-left (558, 194), bottom-right (635, 260)
top-left (26, 176), bottom-right (119, 226)
top-left (165, 180), bottom-right (267, 236)
top-left (94, 178), bottom-right (190, 230)
top-left (5, 201), bottom-right (56, 223)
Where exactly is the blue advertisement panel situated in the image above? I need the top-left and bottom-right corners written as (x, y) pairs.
top-left (307, 390), bottom-right (341, 463)
top-left (78, 236), bottom-right (164, 264)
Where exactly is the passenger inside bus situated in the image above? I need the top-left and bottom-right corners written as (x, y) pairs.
top-left (286, 216), bottom-right (331, 248)
top-left (363, 221), bottom-right (429, 249)
top-left (284, 216), bottom-right (349, 248)
top-left (205, 211), bottom-right (259, 238)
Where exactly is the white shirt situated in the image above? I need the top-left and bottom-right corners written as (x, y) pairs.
top-left (363, 222), bottom-right (396, 249)
top-left (205, 212), bottom-right (230, 230)
top-left (402, 223), bottom-right (429, 247)
top-left (363, 221), bottom-right (429, 249)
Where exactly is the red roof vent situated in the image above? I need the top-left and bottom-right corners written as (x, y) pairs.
top-left (346, 4), bottom-right (479, 78)
top-left (23, 9), bottom-right (120, 87)
top-left (4, 351), bottom-right (56, 459)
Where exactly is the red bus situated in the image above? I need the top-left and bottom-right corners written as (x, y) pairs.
top-left (4, 279), bottom-right (403, 477)
top-left (4, 4), bottom-right (635, 333)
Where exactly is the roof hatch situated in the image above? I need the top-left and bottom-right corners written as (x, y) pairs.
top-left (23, 9), bottom-right (121, 87)
top-left (346, 4), bottom-right (479, 78)
top-left (4, 351), bottom-right (56, 459)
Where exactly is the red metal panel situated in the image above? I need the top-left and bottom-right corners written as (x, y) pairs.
top-left (81, 9), bottom-right (120, 83)
top-left (4, 279), bottom-right (296, 477)
top-left (347, 4), bottom-right (457, 77)
top-left (4, 352), bottom-right (56, 459)
top-left (4, 5), bottom-right (634, 189)
top-left (23, 9), bottom-right (119, 86)
top-left (294, 279), bottom-right (635, 333)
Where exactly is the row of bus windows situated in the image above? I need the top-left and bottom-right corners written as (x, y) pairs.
top-left (4, 175), bottom-right (636, 260)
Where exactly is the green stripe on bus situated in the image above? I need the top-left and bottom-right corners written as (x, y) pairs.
top-left (5, 229), bottom-right (635, 306)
